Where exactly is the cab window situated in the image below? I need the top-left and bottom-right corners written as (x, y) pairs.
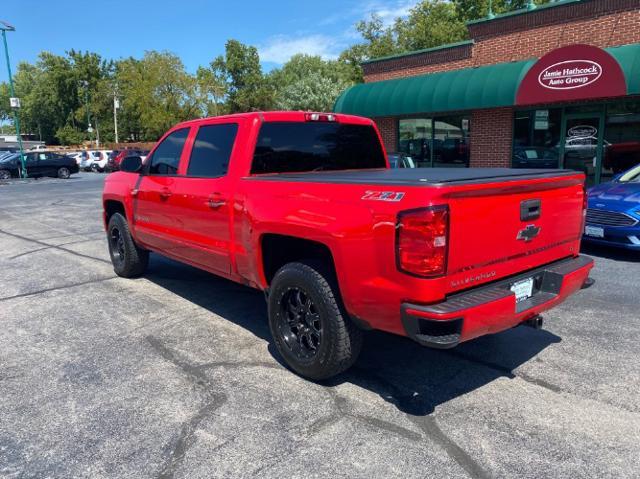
top-left (148, 128), bottom-right (189, 175)
top-left (186, 123), bottom-right (238, 177)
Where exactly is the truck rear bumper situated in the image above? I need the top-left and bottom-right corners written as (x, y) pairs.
top-left (400, 255), bottom-right (594, 348)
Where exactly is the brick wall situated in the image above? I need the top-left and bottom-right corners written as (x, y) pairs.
top-left (374, 117), bottom-right (398, 152)
top-left (469, 108), bottom-right (513, 168)
top-left (363, 43), bottom-right (474, 83)
top-left (364, 0), bottom-right (640, 83)
top-left (471, 3), bottom-right (640, 66)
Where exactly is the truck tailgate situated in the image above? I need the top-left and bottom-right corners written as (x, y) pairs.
top-left (443, 175), bottom-right (585, 292)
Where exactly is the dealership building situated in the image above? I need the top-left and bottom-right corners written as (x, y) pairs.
top-left (333, 0), bottom-right (640, 185)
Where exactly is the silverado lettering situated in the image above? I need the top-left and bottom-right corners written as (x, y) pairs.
top-left (102, 111), bottom-right (594, 380)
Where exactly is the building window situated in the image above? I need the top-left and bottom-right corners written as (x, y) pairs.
top-left (512, 108), bottom-right (562, 169)
top-left (604, 100), bottom-right (640, 179)
top-left (398, 115), bottom-right (470, 168)
top-left (399, 118), bottom-right (432, 166)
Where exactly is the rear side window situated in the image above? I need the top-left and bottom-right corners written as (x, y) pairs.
top-left (251, 122), bottom-right (386, 174)
top-left (148, 128), bottom-right (189, 175)
top-left (187, 123), bottom-right (238, 177)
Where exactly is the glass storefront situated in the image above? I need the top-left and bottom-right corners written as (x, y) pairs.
top-left (512, 99), bottom-right (640, 185)
top-left (398, 115), bottom-right (470, 168)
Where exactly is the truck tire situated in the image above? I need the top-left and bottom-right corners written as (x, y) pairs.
top-left (107, 212), bottom-right (149, 278)
top-left (268, 262), bottom-right (362, 380)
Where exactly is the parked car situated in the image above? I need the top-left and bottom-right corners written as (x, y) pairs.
top-left (512, 147), bottom-right (558, 169)
top-left (67, 152), bottom-right (84, 166)
top-left (79, 151), bottom-right (95, 171)
top-left (90, 150), bottom-right (112, 172)
top-left (0, 151), bottom-right (79, 179)
top-left (106, 149), bottom-right (150, 172)
top-left (387, 152), bottom-right (416, 168)
top-left (583, 163), bottom-right (640, 250)
top-left (29, 144), bottom-right (48, 151)
top-left (438, 138), bottom-right (469, 164)
top-left (102, 111), bottom-right (593, 380)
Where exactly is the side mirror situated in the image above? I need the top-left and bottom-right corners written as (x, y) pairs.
top-left (120, 156), bottom-right (142, 173)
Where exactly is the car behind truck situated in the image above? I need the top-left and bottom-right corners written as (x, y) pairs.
top-left (102, 111), bottom-right (593, 380)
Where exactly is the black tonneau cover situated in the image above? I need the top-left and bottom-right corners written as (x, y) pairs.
top-left (247, 168), bottom-right (579, 186)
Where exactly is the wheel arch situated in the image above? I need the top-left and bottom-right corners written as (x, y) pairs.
top-left (260, 234), bottom-right (338, 287)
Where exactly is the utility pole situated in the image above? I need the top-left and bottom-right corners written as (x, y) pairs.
top-left (81, 80), bottom-right (93, 145)
top-left (1, 21), bottom-right (26, 178)
top-left (113, 92), bottom-right (119, 144)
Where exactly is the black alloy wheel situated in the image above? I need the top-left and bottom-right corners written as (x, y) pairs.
top-left (109, 225), bottom-right (126, 266)
top-left (268, 261), bottom-right (362, 380)
top-left (277, 287), bottom-right (323, 359)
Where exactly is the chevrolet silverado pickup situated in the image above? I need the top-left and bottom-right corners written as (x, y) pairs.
top-left (102, 111), bottom-right (594, 380)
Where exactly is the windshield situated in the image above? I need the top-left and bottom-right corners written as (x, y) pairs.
top-left (618, 164), bottom-right (640, 183)
top-left (251, 121), bottom-right (386, 174)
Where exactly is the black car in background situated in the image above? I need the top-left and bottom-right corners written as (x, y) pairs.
top-left (0, 151), bottom-right (79, 179)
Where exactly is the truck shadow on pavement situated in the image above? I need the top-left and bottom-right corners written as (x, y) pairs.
top-left (145, 254), bottom-right (561, 417)
top-left (581, 243), bottom-right (640, 263)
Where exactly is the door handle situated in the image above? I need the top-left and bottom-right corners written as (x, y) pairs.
top-left (159, 188), bottom-right (172, 200)
top-left (208, 193), bottom-right (226, 209)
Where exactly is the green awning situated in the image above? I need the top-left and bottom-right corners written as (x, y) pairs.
top-left (608, 43), bottom-right (640, 95)
top-left (334, 43), bottom-right (640, 117)
top-left (334, 60), bottom-right (536, 117)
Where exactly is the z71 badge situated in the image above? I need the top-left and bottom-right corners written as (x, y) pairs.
top-left (361, 191), bottom-right (405, 202)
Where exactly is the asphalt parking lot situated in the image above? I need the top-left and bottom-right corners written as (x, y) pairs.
top-left (1, 172), bottom-right (639, 478)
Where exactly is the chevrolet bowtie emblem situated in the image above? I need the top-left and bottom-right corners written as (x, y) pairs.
top-left (517, 224), bottom-right (541, 242)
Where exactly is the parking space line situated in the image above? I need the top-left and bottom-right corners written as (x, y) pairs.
top-left (0, 275), bottom-right (118, 303)
top-left (0, 228), bottom-right (110, 264)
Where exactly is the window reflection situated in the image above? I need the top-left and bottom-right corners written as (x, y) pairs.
top-left (398, 116), bottom-right (470, 167)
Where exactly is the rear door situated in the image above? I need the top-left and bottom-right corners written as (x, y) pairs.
top-left (165, 121), bottom-right (240, 274)
top-left (133, 127), bottom-right (191, 253)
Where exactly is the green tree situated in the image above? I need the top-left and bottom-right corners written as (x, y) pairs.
top-left (116, 51), bottom-right (199, 141)
top-left (196, 57), bottom-right (229, 116)
top-left (213, 40), bottom-right (273, 113)
top-left (270, 54), bottom-right (353, 111)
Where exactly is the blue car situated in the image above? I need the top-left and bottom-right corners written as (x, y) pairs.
top-left (583, 164), bottom-right (640, 250)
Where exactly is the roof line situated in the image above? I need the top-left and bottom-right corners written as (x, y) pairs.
top-left (467, 0), bottom-right (585, 26)
top-left (361, 40), bottom-right (474, 65)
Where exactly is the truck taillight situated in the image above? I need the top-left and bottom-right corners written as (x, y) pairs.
top-left (581, 184), bottom-right (588, 234)
top-left (305, 113), bottom-right (336, 122)
top-left (396, 205), bottom-right (449, 278)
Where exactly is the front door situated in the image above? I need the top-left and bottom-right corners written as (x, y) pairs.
top-left (133, 127), bottom-right (191, 254)
top-left (560, 112), bottom-right (605, 186)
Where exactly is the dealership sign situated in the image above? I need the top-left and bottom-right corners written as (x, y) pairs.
top-left (517, 44), bottom-right (626, 105)
top-left (538, 60), bottom-right (602, 90)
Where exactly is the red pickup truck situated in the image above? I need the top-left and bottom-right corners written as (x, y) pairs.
top-left (103, 111), bottom-right (593, 380)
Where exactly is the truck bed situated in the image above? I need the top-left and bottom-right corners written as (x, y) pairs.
top-left (247, 168), bottom-right (578, 186)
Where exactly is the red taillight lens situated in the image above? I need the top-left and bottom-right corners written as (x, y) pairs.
top-left (396, 205), bottom-right (449, 278)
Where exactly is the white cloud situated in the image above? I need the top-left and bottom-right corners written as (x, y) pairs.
top-left (258, 0), bottom-right (419, 65)
top-left (369, 0), bottom-right (416, 26)
top-left (259, 34), bottom-right (341, 64)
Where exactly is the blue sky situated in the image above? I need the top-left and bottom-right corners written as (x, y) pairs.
top-left (1, 0), bottom-right (417, 80)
